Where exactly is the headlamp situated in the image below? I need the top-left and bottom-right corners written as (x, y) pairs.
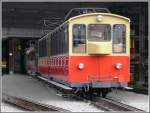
top-left (78, 63), bottom-right (85, 70)
top-left (115, 63), bottom-right (122, 69)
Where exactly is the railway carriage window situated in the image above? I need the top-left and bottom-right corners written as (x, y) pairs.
top-left (44, 38), bottom-right (47, 56)
top-left (54, 33), bottom-right (57, 55)
top-left (39, 40), bottom-right (44, 57)
top-left (73, 24), bottom-right (86, 53)
top-left (39, 40), bottom-right (42, 57)
top-left (60, 28), bottom-right (63, 54)
top-left (64, 28), bottom-right (68, 54)
top-left (50, 26), bottom-right (68, 56)
top-left (51, 36), bottom-right (54, 55)
top-left (39, 41), bottom-right (42, 57)
top-left (113, 24), bottom-right (126, 53)
top-left (39, 38), bottom-right (47, 57)
top-left (88, 24), bottom-right (111, 41)
top-left (47, 35), bottom-right (51, 56)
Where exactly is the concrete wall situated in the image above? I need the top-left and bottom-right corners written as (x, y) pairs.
top-left (2, 27), bottom-right (43, 39)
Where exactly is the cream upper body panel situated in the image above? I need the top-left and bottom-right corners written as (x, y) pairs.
top-left (68, 13), bottom-right (130, 56)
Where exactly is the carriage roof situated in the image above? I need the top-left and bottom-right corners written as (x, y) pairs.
top-left (39, 12), bottom-right (130, 41)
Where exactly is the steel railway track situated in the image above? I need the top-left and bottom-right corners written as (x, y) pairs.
top-left (31, 75), bottom-right (145, 112)
top-left (2, 93), bottom-right (70, 112)
top-left (91, 97), bottom-right (144, 111)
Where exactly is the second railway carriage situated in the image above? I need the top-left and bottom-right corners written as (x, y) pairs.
top-left (37, 8), bottom-right (130, 97)
top-left (26, 47), bottom-right (37, 75)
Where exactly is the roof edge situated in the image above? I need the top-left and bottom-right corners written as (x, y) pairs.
top-left (68, 13), bottom-right (131, 22)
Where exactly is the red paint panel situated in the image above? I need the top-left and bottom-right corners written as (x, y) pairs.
top-left (111, 56), bottom-right (130, 82)
top-left (38, 56), bottom-right (130, 84)
top-left (38, 56), bottom-right (69, 81)
top-left (69, 56), bottom-right (100, 82)
top-left (99, 56), bottom-right (112, 82)
top-left (69, 56), bottom-right (130, 83)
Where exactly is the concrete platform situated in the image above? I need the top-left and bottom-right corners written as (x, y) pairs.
top-left (2, 74), bottom-right (102, 112)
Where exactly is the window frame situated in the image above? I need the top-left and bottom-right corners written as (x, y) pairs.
top-left (87, 24), bottom-right (111, 42)
top-left (112, 24), bottom-right (126, 53)
top-left (49, 24), bottom-right (69, 56)
top-left (72, 24), bottom-right (87, 53)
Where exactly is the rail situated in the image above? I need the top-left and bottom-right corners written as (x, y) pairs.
top-left (91, 97), bottom-right (144, 111)
top-left (2, 93), bottom-right (70, 112)
top-left (70, 94), bottom-right (144, 111)
top-left (28, 75), bottom-right (145, 112)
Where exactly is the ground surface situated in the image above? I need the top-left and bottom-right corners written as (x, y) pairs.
top-left (2, 74), bottom-right (149, 112)
top-left (1, 102), bottom-right (26, 112)
top-left (107, 89), bottom-right (149, 112)
top-left (2, 74), bottom-right (103, 112)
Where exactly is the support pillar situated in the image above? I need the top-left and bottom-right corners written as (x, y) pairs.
top-left (8, 38), bottom-right (14, 74)
top-left (137, 4), bottom-right (146, 85)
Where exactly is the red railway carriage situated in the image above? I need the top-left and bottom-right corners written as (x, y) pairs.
top-left (37, 8), bottom-right (130, 96)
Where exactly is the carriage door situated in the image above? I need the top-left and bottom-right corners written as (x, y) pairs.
top-left (88, 24), bottom-right (112, 82)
